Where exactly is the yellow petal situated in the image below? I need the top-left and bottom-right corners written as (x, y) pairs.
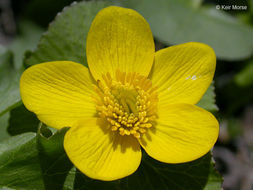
top-left (139, 104), bottom-right (219, 163)
top-left (87, 6), bottom-right (155, 81)
top-left (20, 61), bottom-right (96, 129)
top-left (150, 42), bottom-right (216, 105)
top-left (64, 118), bottom-right (141, 181)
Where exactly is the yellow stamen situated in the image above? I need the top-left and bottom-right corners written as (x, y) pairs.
top-left (94, 70), bottom-right (158, 138)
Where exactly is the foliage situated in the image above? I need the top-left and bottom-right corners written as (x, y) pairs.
top-left (121, 0), bottom-right (253, 60)
top-left (0, 46), bottom-right (21, 117)
top-left (235, 61), bottom-right (253, 87)
top-left (25, 1), bottom-right (111, 67)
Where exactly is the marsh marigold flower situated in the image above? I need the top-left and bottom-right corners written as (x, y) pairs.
top-left (20, 6), bottom-right (219, 181)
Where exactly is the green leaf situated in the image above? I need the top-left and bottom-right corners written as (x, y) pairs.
top-left (0, 126), bottom-right (74, 190)
top-left (37, 124), bottom-right (73, 190)
top-left (8, 20), bottom-right (44, 69)
top-left (25, 1), bottom-right (112, 67)
top-left (0, 46), bottom-right (22, 116)
top-left (234, 60), bottom-right (253, 87)
top-left (0, 133), bottom-right (45, 189)
top-left (203, 160), bottom-right (224, 190)
top-left (197, 82), bottom-right (218, 112)
top-left (127, 152), bottom-right (222, 190)
top-left (8, 104), bottom-right (40, 136)
top-left (121, 0), bottom-right (253, 60)
top-left (0, 112), bottom-right (11, 142)
top-left (250, 0), bottom-right (253, 13)
top-left (63, 167), bottom-right (76, 190)
top-left (0, 187), bottom-right (15, 190)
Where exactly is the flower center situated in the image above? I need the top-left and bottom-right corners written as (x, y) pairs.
top-left (94, 70), bottom-right (158, 138)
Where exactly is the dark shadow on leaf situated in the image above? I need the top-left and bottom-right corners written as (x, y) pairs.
top-left (8, 104), bottom-right (40, 135)
top-left (37, 125), bottom-right (73, 190)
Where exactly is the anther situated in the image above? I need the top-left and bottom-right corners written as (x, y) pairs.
top-left (94, 70), bottom-right (158, 139)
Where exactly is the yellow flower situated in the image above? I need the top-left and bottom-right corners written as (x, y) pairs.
top-left (20, 6), bottom-right (219, 181)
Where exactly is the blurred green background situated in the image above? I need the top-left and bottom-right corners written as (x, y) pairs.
top-left (0, 0), bottom-right (253, 189)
